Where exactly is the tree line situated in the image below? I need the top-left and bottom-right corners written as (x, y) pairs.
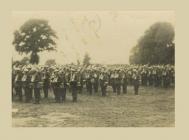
top-left (13, 19), bottom-right (174, 65)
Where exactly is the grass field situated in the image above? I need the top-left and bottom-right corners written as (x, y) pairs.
top-left (12, 86), bottom-right (175, 127)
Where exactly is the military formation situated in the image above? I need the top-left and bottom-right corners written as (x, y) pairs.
top-left (12, 64), bottom-right (175, 104)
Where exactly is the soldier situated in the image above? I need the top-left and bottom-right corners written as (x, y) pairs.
top-left (70, 69), bottom-right (78, 102)
top-left (86, 70), bottom-right (92, 95)
top-left (21, 68), bottom-right (32, 103)
top-left (141, 67), bottom-right (147, 86)
top-left (76, 70), bottom-right (83, 94)
top-left (99, 71), bottom-right (108, 96)
top-left (110, 70), bottom-right (116, 93)
top-left (114, 69), bottom-right (121, 95)
top-left (50, 70), bottom-right (59, 102)
top-left (93, 70), bottom-right (99, 93)
top-left (132, 70), bottom-right (140, 95)
top-left (57, 70), bottom-right (67, 103)
top-left (42, 68), bottom-right (50, 99)
top-left (14, 68), bottom-right (23, 102)
top-left (121, 70), bottom-right (128, 94)
top-left (31, 69), bottom-right (42, 104)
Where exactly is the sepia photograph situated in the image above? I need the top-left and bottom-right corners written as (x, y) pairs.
top-left (11, 11), bottom-right (175, 127)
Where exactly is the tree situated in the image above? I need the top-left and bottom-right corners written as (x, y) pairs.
top-left (83, 53), bottom-right (91, 66)
top-left (45, 59), bottom-right (56, 66)
top-left (129, 22), bottom-right (175, 65)
top-left (12, 19), bottom-right (57, 64)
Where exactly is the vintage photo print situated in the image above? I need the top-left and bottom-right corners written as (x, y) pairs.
top-left (11, 11), bottom-right (175, 127)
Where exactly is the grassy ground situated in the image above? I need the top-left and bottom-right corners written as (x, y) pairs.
top-left (12, 86), bottom-right (174, 127)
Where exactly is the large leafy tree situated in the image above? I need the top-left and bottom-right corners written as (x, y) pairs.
top-left (13, 19), bottom-right (57, 64)
top-left (129, 22), bottom-right (175, 65)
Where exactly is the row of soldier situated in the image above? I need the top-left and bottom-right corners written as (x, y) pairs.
top-left (12, 64), bottom-right (174, 104)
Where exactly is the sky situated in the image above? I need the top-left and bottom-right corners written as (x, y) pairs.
top-left (11, 11), bottom-right (175, 65)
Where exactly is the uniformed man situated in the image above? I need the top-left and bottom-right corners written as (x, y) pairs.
top-left (21, 68), bottom-right (32, 103)
top-left (132, 70), bottom-right (140, 95)
top-left (70, 69), bottom-right (78, 102)
top-left (14, 68), bottom-right (23, 102)
top-left (31, 68), bottom-right (42, 104)
top-left (121, 70), bottom-right (128, 94)
top-left (114, 69), bottom-right (121, 95)
top-left (42, 68), bottom-right (50, 99)
top-left (99, 71), bottom-right (108, 96)
top-left (50, 70), bottom-right (59, 102)
top-left (57, 70), bottom-right (67, 103)
top-left (93, 70), bottom-right (99, 93)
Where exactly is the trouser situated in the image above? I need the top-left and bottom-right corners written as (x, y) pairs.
top-left (116, 84), bottom-right (121, 95)
top-left (52, 85), bottom-right (59, 102)
top-left (122, 84), bottom-right (127, 94)
top-left (15, 86), bottom-right (22, 101)
top-left (43, 86), bottom-right (49, 98)
top-left (34, 88), bottom-right (41, 103)
top-left (101, 85), bottom-right (107, 96)
top-left (94, 81), bottom-right (98, 93)
top-left (134, 85), bottom-right (139, 95)
top-left (72, 86), bottom-right (77, 102)
top-left (59, 88), bottom-right (66, 102)
top-left (25, 87), bottom-right (32, 102)
top-left (88, 82), bottom-right (92, 95)
top-left (112, 83), bottom-right (116, 93)
top-left (77, 85), bottom-right (82, 94)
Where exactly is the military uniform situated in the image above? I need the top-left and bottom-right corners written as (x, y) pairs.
top-left (121, 71), bottom-right (128, 94)
top-left (132, 71), bottom-right (140, 95)
top-left (99, 72), bottom-right (108, 96)
top-left (57, 71), bottom-right (67, 103)
top-left (43, 71), bottom-right (50, 98)
top-left (31, 71), bottom-right (42, 104)
top-left (14, 70), bottom-right (23, 101)
top-left (70, 70), bottom-right (78, 102)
